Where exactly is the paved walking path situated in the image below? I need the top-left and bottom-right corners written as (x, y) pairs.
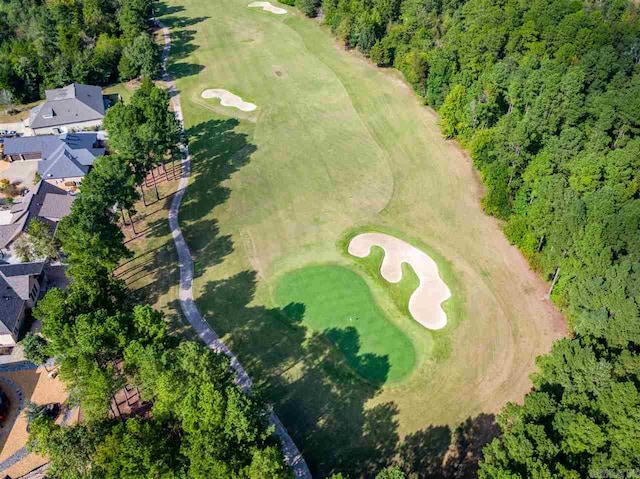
top-left (156, 20), bottom-right (312, 479)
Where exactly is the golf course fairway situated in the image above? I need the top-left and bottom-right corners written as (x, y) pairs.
top-left (156, 0), bottom-right (567, 475)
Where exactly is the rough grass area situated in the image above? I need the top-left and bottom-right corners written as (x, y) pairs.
top-left (153, 0), bottom-right (567, 475)
top-left (275, 265), bottom-right (416, 383)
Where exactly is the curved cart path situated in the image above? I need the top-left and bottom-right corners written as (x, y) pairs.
top-left (156, 20), bottom-right (312, 479)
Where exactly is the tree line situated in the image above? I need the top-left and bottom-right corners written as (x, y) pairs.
top-left (0, 0), bottom-right (160, 104)
top-left (289, 0), bottom-right (640, 475)
top-left (23, 79), bottom-right (293, 478)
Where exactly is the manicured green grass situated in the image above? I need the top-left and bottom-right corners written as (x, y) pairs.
top-left (103, 81), bottom-right (137, 103)
top-left (154, 0), bottom-right (566, 475)
top-left (275, 265), bottom-right (416, 383)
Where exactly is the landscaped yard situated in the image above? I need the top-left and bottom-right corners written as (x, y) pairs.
top-left (143, 0), bottom-right (568, 475)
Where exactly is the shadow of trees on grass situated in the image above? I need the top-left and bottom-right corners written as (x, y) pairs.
top-left (197, 269), bottom-right (399, 477)
top-left (155, 2), bottom-right (207, 80)
top-left (133, 114), bottom-right (501, 477)
top-left (398, 413), bottom-right (499, 479)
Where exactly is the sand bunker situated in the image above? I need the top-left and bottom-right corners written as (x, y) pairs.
top-left (248, 1), bottom-right (287, 14)
top-left (200, 89), bottom-right (257, 112)
top-left (348, 233), bottom-right (451, 330)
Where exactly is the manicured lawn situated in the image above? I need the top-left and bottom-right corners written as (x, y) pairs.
top-left (275, 265), bottom-right (416, 383)
top-left (151, 0), bottom-right (567, 476)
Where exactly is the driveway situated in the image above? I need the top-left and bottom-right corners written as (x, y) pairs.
top-left (0, 161), bottom-right (38, 190)
top-left (0, 122), bottom-right (32, 137)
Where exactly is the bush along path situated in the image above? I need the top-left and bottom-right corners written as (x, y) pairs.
top-left (156, 19), bottom-right (312, 479)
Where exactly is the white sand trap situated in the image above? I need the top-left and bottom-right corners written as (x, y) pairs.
top-left (248, 1), bottom-right (287, 14)
top-left (349, 233), bottom-right (451, 330)
top-left (200, 89), bottom-right (257, 112)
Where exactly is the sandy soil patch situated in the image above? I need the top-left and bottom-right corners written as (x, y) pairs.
top-left (348, 233), bottom-right (451, 330)
top-left (200, 89), bottom-right (257, 112)
top-left (248, 1), bottom-right (287, 14)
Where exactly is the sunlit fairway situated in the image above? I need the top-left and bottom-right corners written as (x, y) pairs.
top-left (154, 0), bottom-right (566, 475)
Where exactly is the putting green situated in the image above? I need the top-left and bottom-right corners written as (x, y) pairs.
top-left (275, 265), bottom-right (416, 383)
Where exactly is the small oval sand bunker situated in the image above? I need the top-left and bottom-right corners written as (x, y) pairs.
top-left (201, 89), bottom-right (257, 112)
top-left (248, 1), bottom-right (287, 14)
top-left (349, 233), bottom-right (451, 330)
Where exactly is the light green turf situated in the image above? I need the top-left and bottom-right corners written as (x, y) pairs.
top-left (157, 0), bottom-right (563, 475)
top-left (275, 265), bottom-right (416, 383)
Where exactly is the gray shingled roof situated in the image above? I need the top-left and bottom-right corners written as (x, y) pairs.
top-left (29, 84), bottom-right (105, 129)
top-left (0, 182), bottom-right (74, 249)
top-left (3, 133), bottom-right (103, 180)
top-left (3, 135), bottom-right (63, 158)
top-left (0, 262), bottom-right (45, 278)
top-left (39, 148), bottom-right (88, 179)
top-left (39, 194), bottom-right (75, 220)
top-left (0, 275), bottom-right (25, 334)
top-left (0, 223), bottom-right (22, 250)
top-left (0, 262), bottom-right (44, 334)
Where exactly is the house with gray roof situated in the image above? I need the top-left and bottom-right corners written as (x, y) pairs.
top-left (29, 83), bottom-right (105, 135)
top-left (0, 262), bottom-right (44, 346)
top-left (0, 181), bottom-right (75, 253)
top-left (3, 132), bottom-right (105, 187)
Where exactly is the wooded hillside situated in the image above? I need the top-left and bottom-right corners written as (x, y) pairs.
top-left (0, 0), bottom-right (159, 103)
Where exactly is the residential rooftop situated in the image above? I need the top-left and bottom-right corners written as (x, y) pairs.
top-left (29, 83), bottom-right (105, 130)
top-left (3, 132), bottom-right (105, 180)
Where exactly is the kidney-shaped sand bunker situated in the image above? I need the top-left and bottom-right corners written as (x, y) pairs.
top-left (348, 233), bottom-right (451, 330)
top-left (201, 89), bottom-right (257, 112)
top-left (248, 2), bottom-right (287, 14)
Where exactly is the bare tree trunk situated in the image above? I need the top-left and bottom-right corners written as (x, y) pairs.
top-left (151, 168), bottom-right (159, 200)
top-left (129, 210), bottom-right (136, 235)
top-left (163, 161), bottom-right (169, 181)
top-left (546, 267), bottom-right (560, 299)
top-left (537, 235), bottom-right (545, 252)
top-left (120, 207), bottom-right (127, 227)
top-left (139, 185), bottom-right (147, 206)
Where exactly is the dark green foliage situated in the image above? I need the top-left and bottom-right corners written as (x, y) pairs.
top-left (21, 333), bottom-right (49, 365)
top-left (479, 337), bottom-right (640, 477)
top-left (0, 0), bottom-right (158, 103)
top-left (104, 78), bottom-right (183, 183)
top-left (296, 0), bottom-right (322, 17)
top-left (119, 33), bottom-right (161, 81)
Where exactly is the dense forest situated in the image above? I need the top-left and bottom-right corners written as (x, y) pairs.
top-left (0, 0), bottom-right (159, 103)
top-left (299, 0), bottom-right (640, 475)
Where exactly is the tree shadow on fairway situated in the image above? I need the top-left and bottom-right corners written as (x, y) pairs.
top-left (181, 118), bottom-right (256, 224)
top-left (397, 413), bottom-right (499, 478)
top-left (324, 326), bottom-right (390, 386)
top-left (156, 2), bottom-right (208, 80)
top-left (197, 270), bottom-right (401, 477)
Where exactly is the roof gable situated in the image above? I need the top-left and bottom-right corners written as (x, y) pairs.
top-left (30, 83), bottom-right (105, 129)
